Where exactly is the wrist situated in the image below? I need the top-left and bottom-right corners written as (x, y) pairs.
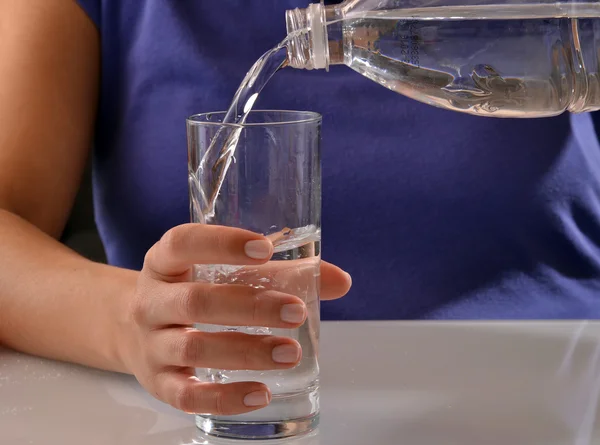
top-left (102, 264), bottom-right (140, 374)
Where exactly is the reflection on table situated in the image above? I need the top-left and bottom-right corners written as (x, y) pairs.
top-left (2, 321), bottom-right (600, 445)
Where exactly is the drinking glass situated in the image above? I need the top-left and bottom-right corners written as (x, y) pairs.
top-left (187, 110), bottom-right (322, 440)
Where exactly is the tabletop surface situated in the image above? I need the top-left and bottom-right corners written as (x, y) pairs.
top-left (3, 321), bottom-right (600, 445)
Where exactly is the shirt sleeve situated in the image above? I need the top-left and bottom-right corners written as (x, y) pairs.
top-left (75, 0), bottom-right (101, 29)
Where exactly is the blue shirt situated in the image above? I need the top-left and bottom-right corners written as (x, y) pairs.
top-left (76, 0), bottom-right (600, 319)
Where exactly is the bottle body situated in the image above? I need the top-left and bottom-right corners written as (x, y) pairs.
top-left (286, 1), bottom-right (600, 118)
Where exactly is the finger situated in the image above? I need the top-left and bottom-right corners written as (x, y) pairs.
top-left (210, 259), bottom-right (351, 301)
top-left (150, 328), bottom-right (302, 370)
top-left (320, 261), bottom-right (352, 300)
top-left (154, 369), bottom-right (271, 415)
top-left (141, 282), bottom-right (307, 328)
top-left (143, 224), bottom-right (273, 281)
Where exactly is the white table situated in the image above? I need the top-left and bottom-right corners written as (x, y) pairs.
top-left (2, 321), bottom-right (600, 445)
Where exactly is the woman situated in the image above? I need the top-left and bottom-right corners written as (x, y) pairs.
top-left (1, 0), bottom-right (599, 415)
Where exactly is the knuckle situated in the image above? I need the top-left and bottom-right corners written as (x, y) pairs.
top-left (207, 228), bottom-right (231, 253)
top-left (175, 284), bottom-right (216, 321)
top-left (250, 293), bottom-right (263, 324)
top-left (179, 333), bottom-right (205, 365)
top-left (250, 290), bottom-right (277, 324)
top-left (175, 284), bottom-right (200, 320)
top-left (173, 385), bottom-right (196, 413)
top-left (213, 391), bottom-right (227, 416)
top-left (142, 248), bottom-right (154, 269)
top-left (160, 226), bottom-right (186, 255)
top-left (241, 343), bottom-right (258, 369)
top-left (129, 294), bottom-right (148, 325)
top-left (197, 284), bottom-right (216, 318)
top-left (198, 389), bottom-right (228, 416)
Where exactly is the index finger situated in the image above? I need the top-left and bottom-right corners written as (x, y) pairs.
top-left (143, 224), bottom-right (273, 282)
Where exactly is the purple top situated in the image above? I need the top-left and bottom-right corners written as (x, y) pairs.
top-left (75, 0), bottom-right (600, 319)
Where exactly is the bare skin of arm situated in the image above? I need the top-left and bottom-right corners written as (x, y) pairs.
top-left (0, 0), bottom-right (137, 372)
top-left (0, 0), bottom-right (351, 415)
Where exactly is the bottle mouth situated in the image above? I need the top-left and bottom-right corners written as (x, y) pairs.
top-left (285, 3), bottom-right (329, 70)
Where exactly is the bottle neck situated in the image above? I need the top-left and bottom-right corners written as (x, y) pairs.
top-left (285, 3), bottom-right (343, 71)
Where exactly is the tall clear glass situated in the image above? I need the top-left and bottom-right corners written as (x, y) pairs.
top-left (187, 110), bottom-right (322, 440)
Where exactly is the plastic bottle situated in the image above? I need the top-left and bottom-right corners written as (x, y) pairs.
top-left (285, 0), bottom-right (600, 117)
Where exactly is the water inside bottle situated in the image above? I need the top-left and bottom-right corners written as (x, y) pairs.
top-left (340, 3), bottom-right (600, 118)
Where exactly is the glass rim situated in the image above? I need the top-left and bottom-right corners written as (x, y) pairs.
top-left (187, 109), bottom-right (322, 128)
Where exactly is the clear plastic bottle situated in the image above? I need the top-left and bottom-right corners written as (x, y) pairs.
top-left (285, 0), bottom-right (600, 117)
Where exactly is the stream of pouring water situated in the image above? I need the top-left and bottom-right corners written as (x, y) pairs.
top-left (196, 36), bottom-right (294, 222)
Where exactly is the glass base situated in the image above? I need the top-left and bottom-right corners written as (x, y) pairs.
top-left (196, 386), bottom-right (320, 440)
top-left (196, 413), bottom-right (319, 440)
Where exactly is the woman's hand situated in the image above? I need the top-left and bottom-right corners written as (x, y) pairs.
top-left (118, 223), bottom-right (351, 416)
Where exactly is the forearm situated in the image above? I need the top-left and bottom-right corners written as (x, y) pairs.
top-left (0, 209), bottom-right (138, 373)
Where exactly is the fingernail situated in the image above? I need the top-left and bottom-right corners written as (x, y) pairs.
top-left (272, 344), bottom-right (301, 364)
top-left (243, 391), bottom-right (270, 407)
top-left (244, 240), bottom-right (272, 260)
top-left (280, 304), bottom-right (306, 324)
